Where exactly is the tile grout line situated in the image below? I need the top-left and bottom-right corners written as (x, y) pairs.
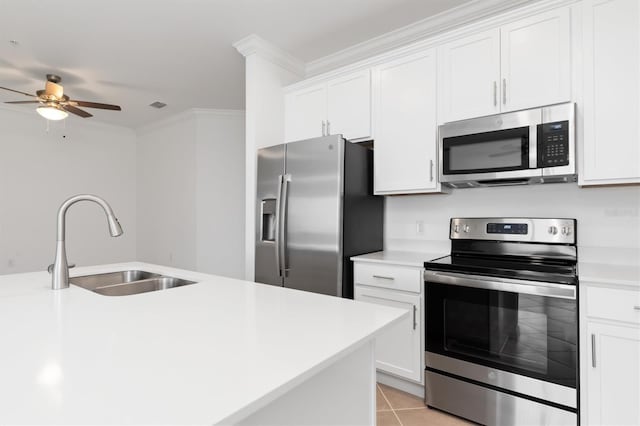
top-left (393, 407), bottom-right (429, 411)
top-left (377, 384), bottom-right (404, 426)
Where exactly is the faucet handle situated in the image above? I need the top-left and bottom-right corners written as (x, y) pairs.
top-left (47, 263), bottom-right (76, 274)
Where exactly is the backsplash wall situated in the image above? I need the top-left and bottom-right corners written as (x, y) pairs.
top-left (384, 183), bottom-right (640, 263)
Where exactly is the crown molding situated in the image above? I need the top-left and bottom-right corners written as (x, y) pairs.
top-left (233, 34), bottom-right (305, 76)
top-left (305, 0), bottom-right (540, 76)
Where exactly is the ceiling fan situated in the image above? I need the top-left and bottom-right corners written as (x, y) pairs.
top-left (0, 74), bottom-right (121, 120)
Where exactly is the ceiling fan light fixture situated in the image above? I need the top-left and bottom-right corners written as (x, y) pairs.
top-left (37, 105), bottom-right (68, 121)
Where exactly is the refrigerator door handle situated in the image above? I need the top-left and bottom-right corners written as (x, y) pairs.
top-left (274, 174), bottom-right (284, 278)
top-left (280, 174), bottom-right (292, 275)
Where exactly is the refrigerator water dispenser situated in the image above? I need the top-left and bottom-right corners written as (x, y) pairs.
top-left (260, 199), bottom-right (276, 242)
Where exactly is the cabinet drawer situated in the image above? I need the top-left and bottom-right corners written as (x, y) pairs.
top-left (587, 286), bottom-right (640, 325)
top-left (354, 262), bottom-right (422, 293)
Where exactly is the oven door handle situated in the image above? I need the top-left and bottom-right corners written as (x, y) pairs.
top-left (424, 270), bottom-right (576, 300)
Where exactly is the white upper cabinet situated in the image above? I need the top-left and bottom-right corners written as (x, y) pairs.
top-left (284, 70), bottom-right (372, 143)
top-left (327, 70), bottom-right (372, 141)
top-left (373, 49), bottom-right (441, 194)
top-left (500, 8), bottom-right (571, 112)
top-left (439, 7), bottom-right (571, 122)
top-left (581, 0), bottom-right (640, 185)
top-left (439, 29), bottom-right (501, 123)
top-left (284, 83), bottom-right (326, 142)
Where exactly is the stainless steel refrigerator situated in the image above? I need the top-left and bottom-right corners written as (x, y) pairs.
top-left (255, 135), bottom-right (383, 298)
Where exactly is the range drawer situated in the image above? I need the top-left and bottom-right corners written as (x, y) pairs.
top-left (587, 286), bottom-right (640, 325)
top-left (353, 262), bottom-right (422, 293)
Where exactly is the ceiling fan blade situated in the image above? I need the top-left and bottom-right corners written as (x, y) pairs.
top-left (68, 100), bottom-right (121, 111)
top-left (0, 86), bottom-right (36, 97)
top-left (4, 100), bottom-right (40, 104)
top-left (62, 104), bottom-right (93, 118)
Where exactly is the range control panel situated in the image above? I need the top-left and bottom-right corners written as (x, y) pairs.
top-left (538, 120), bottom-right (570, 167)
top-left (487, 223), bottom-right (528, 234)
top-left (450, 218), bottom-right (576, 244)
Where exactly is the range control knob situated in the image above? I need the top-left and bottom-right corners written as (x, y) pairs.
top-left (453, 224), bottom-right (460, 233)
top-left (561, 226), bottom-right (572, 236)
top-left (463, 225), bottom-right (470, 233)
top-left (548, 226), bottom-right (558, 235)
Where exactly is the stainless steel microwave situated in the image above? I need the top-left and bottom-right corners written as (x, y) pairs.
top-left (438, 102), bottom-right (576, 187)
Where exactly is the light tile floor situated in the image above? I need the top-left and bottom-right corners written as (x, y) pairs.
top-left (376, 383), bottom-right (474, 426)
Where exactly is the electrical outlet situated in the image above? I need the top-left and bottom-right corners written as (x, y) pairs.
top-left (416, 220), bottom-right (424, 234)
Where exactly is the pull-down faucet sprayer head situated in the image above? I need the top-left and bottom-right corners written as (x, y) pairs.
top-left (108, 215), bottom-right (123, 237)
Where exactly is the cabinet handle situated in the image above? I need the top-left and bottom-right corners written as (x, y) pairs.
top-left (430, 159), bottom-right (434, 182)
top-left (372, 275), bottom-right (394, 280)
top-left (412, 305), bottom-right (417, 330)
top-left (322, 121), bottom-right (326, 136)
top-left (591, 334), bottom-right (596, 368)
top-left (502, 78), bottom-right (507, 105)
top-left (634, 306), bottom-right (640, 311)
top-left (493, 81), bottom-right (497, 106)
top-left (327, 120), bottom-right (331, 135)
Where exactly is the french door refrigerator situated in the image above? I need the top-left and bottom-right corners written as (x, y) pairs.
top-left (255, 135), bottom-right (383, 298)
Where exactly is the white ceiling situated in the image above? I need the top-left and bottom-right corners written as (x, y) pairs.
top-left (0, 0), bottom-right (472, 128)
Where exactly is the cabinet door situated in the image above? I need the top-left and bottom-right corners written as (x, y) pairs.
top-left (284, 84), bottom-right (326, 142)
top-left (500, 8), bottom-right (571, 112)
top-left (581, 0), bottom-right (640, 185)
top-left (439, 29), bottom-right (501, 122)
top-left (327, 70), bottom-right (372, 141)
top-left (373, 49), bottom-right (439, 194)
top-left (587, 322), bottom-right (640, 425)
top-left (355, 286), bottom-right (422, 383)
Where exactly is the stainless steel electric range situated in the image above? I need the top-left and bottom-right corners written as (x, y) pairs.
top-left (424, 218), bottom-right (578, 426)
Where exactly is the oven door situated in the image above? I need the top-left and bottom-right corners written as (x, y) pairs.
top-left (424, 270), bottom-right (577, 409)
top-left (439, 107), bottom-right (541, 185)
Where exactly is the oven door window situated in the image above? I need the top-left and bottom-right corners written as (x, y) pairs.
top-left (442, 126), bottom-right (530, 175)
top-left (426, 282), bottom-right (576, 388)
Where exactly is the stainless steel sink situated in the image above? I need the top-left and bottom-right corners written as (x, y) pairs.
top-left (70, 270), bottom-right (196, 296)
top-left (70, 270), bottom-right (161, 290)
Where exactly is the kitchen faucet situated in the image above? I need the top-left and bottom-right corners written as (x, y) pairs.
top-left (50, 194), bottom-right (123, 290)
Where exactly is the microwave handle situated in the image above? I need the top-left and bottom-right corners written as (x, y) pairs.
top-left (529, 124), bottom-right (538, 169)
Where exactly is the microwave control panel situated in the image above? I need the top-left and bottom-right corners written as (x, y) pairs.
top-left (538, 120), bottom-right (569, 167)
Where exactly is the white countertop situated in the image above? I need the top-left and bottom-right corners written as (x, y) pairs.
top-left (351, 250), bottom-right (446, 268)
top-left (579, 261), bottom-right (640, 288)
top-left (0, 262), bottom-right (405, 424)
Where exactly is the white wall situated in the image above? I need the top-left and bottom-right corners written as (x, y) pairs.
top-left (136, 112), bottom-right (198, 270)
top-left (136, 109), bottom-right (245, 279)
top-left (0, 107), bottom-right (137, 275)
top-left (385, 183), bottom-right (640, 263)
top-left (195, 110), bottom-right (246, 277)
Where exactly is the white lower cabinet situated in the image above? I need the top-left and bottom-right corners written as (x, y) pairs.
top-left (584, 285), bottom-right (640, 425)
top-left (587, 322), bottom-right (640, 425)
top-left (354, 262), bottom-right (424, 384)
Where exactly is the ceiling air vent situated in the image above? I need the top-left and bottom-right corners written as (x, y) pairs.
top-left (149, 101), bottom-right (167, 109)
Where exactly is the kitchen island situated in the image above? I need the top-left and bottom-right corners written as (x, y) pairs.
top-left (0, 262), bottom-right (406, 424)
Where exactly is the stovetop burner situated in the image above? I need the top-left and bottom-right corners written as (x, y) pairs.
top-left (425, 254), bottom-right (578, 285)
